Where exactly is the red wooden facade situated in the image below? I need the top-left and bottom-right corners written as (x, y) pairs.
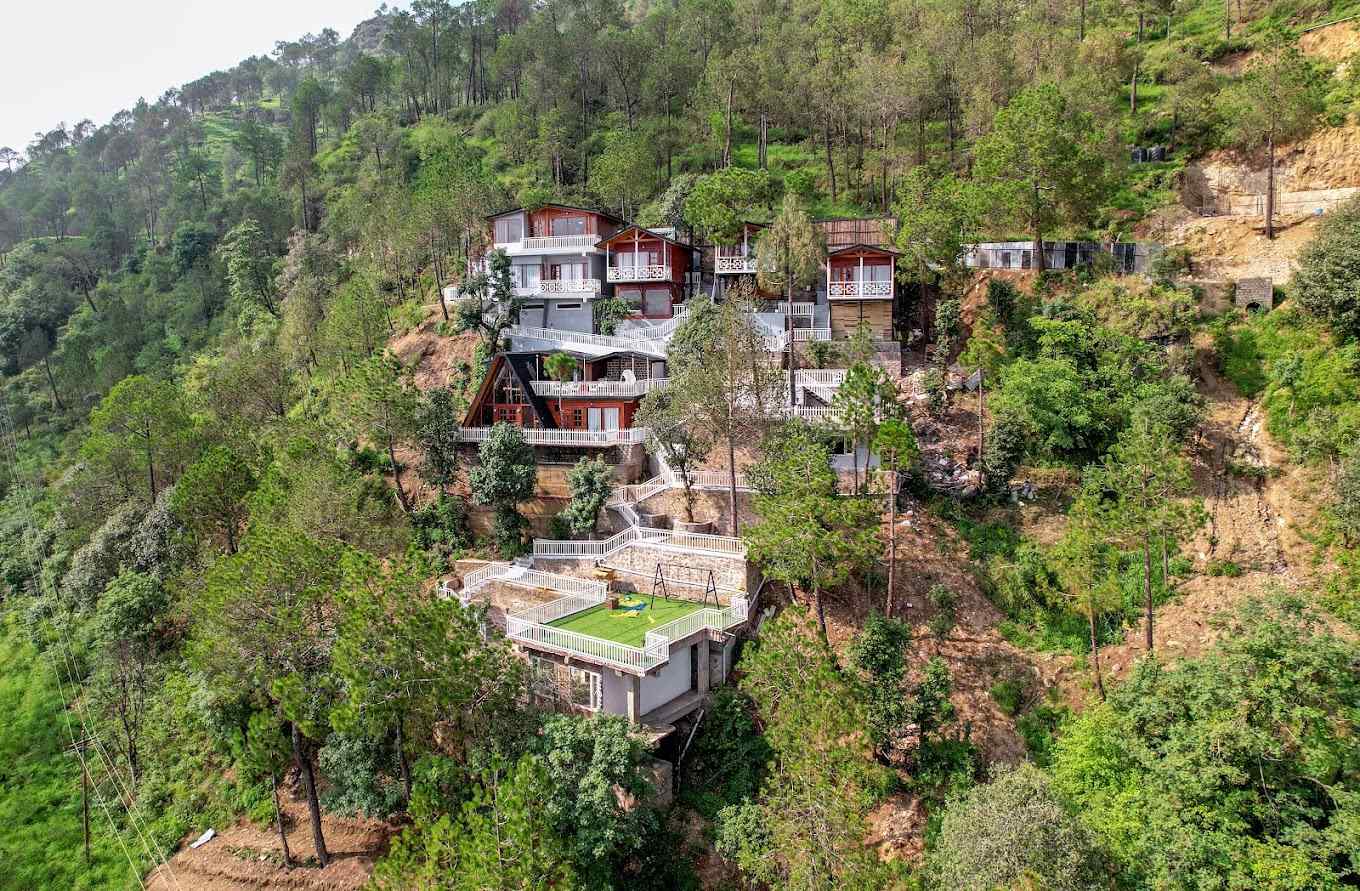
top-left (463, 353), bottom-right (662, 433)
top-left (488, 204), bottom-right (623, 243)
top-left (597, 226), bottom-right (693, 319)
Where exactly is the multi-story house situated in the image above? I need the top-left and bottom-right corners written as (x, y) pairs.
top-left (598, 225), bottom-right (697, 321)
top-left (485, 204), bottom-right (624, 333)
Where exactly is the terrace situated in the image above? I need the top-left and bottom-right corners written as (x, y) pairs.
top-left (548, 596), bottom-right (707, 648)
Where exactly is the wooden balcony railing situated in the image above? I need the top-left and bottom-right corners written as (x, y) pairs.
top-left (828, 280), bottom-right (892, 298)
top-left (540, 278), bottom-right (602, 294)
top-left (716, 255), bottom-right (758, 274)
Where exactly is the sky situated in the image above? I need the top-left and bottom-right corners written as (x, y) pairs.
top-left (0, 0), bottom-right (382, 155)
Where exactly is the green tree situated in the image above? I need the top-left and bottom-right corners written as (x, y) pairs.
top-left (873, 417), bottom-right (919, 616)
top-left (1293, 194), bottom-right (1360, 340)
top-left (91, 570), bottom-right (168, 786)
top-left (332, 354), bottom-right (420, 513)
top-left (973, 85), bottom-right (1110, 270)
top-left (1050, 488), bottom-right (1121, 700)
top-left (683, 167), bottom-right (773, 248)
top-left (745, 422), bottom-right (880, 643)
top-left (332, 551), bottom-right (523, 803)
top-left (171, 445), bottom-right (256, 554)
top-left (667, 293), bottom-right (782, 534)
top-left (415, 386), bottom-right (465, 489)
top-left (634, 389), bottom-right (715, 525)
top-left (192, 525), bottom-right (346, 865)
top-left (468, 423), bottom-right (537, 556)
top-left (373, 755), bottom-right (577, 891)
top-left (932, 763), bottom-right (1107, 891)
top-left (1336, 450), bottom-right (1360, 546)
top-left (722, 609), bottom-right (895, 890)
top-left (1088, 418), bottom-right (1198, 651)
top-left (219, 218), bottom-right (280, 316)
top-left (832, 361), bottom-right (896, 493)
top-left (592, 128), bottom-right (652, 219)
top-left (559, 456), bottom-right (613, 537)
top-left (756, 194), bottom-right (825, 399)
top-left (1220, 30), bottom-right (1324, 239)
top-left (542, 351), bottom-right (577, 424)
top-left (83, 375), bottom-right (194, 503)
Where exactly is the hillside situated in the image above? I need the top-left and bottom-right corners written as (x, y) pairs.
top-left (2, 0), bottom-right (1360, 888)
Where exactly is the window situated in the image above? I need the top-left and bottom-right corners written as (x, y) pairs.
top-left (571, 408), bottom-right (584, 428)
top-left (494, 216), bottom-right (524, 243)
top-left (568, 666), bottom-right (602, 710)
top-left (550, 215), bottom-right (587, 236)
top-left (556, 302), bottom-right (582, 311)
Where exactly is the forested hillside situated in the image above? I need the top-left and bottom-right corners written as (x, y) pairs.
top-left (2, 0), bottom-right (1360, 888)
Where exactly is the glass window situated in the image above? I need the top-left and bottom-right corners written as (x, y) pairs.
top-left (643, 288), bottom-right (670, 316)
top-left (494, 216), bottom-right (524, 243)
top-left (551, 216), bottom-right (587, 236)
top-left (568, 667), bottom-right (602, 710)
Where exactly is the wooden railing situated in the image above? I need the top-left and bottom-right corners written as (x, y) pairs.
top-left (606, 265), bottom-right (671, 282)
top-left (531, 378), bottom-right (667, 398)
top-left (457, 426), bottom-right (648, 446)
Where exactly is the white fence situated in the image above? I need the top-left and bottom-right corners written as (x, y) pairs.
top-left (828, 280), bottom-right (892, 298)
top-left (457, 426), bottom-right (649, 447)
top-left (715, 256), bottom-right (758, 273)
top-left (509, 325), bottom-right (669, 356)
top-left (514, 234), bottom-right (600, 252)
top-left (540, 278), bottom-right (602, 294)
top-left (531, 378), bottom-right (667, 398)
top-left (607, 265), bottom-right (671, 282)
top-left (533, 524), bottom-right (747, 559)
top-left (461, 563), bottom-right (609, 601)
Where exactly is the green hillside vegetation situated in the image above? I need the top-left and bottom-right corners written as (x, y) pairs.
top-left (0, 0), bottom-right (1359, 887)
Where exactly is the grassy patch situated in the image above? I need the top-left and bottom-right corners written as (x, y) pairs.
top-left (549, 596), bottom-right (708, 647)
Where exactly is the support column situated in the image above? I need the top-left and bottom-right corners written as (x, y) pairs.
top-left (696, 639), bottom-right (711, 692)
top-left (626, 674), bottom-right (641, 724)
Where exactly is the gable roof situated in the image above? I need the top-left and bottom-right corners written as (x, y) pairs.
top-left (486, 203), bottom-right (625, 224)
top-left (827, 242), bottom-right (901, 258)
top-left (596, 224), bottom-right (694, 251)
top-left (461, 353), bottom-right (557, 429)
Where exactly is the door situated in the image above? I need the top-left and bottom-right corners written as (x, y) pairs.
top-left (587, 407), bottom-right (602, 431)
top-left (602, 407), bottom-right (620, 430)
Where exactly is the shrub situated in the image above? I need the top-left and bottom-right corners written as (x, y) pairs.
top-left (931, 763), bottom-right (1107, 891)
top-left (988, 678), bottom-right (1025, 716)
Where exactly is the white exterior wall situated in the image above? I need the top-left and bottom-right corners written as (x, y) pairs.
top-left (544, 299), bottom-right (594, 333)
top-left (641, 643), bottom-right (694, 714)
top-left (598, 668), bottom-right (633, 716)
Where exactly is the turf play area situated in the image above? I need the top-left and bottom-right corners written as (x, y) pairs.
top-left (547, 595), bottom-right (709, 647)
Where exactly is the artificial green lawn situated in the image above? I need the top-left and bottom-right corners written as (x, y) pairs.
top-left (548, 596), bottom-right (707, 647)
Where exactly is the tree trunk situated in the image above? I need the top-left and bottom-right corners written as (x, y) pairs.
top-left (1130, 57), bottom-right (1139, 114)
top-left (977, 371), bottom-right (984, 465)
top-left (727, 433), bottom-right (739, 536)
top-left (824, 126), bottom-right (837, 201)
top-left (723, 83), bottom-right (734, 168)
top-left (1143, 538), bottom-right (1154, 651)
top-left (813, 580), bottom-right (829, 646)
top-left (271, 769), bottom-right (292, 868)
top-left (758, 112), bottom-right (769, 169)
top-left (387, 436), bottom-right (412, 513)
top-left (1032, 183), bottom-right (1045, 272)
top-left (42, 355), bottom-right (65, 412)
top-left (786, 250), bottom-right (796, 406)
top-left (395, 717), bottom-right (412, 805)
top-left (1080, 0), bottom-right (1086, 40)
top-left (291, 723), bottom-right (329, 867)
top-left (886, 472), bottom-right (897, 618)
top-left (1088, 608), bottom-right (1106, 700)
top-left (1265, 133), bottom-right (1276, 240)
top-left (1161, 535), bottom-right (1170, 589)
top-left (1225, 0), bottom-right (1232, 41)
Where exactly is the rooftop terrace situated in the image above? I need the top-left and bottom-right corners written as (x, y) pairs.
top-left (548, 596), bottom-right (707, 648)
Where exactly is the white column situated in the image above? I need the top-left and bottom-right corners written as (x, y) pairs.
top-left (858, 255), bottom-right (864, 298)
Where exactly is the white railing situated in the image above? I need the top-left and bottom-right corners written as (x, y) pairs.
top-left (784, 405), bottom-right (839, 423)
top-left (795, 368), bottom-right (848, 385)
top-left (828, 280), bottom-right (892, 298)
top-left (625, 303), bottom-right (691, 339)
top-left (507, 618), bottom-right (663, 672)
top-left (501, 234), bottom-right (600, 252)
top-left (534, 525), bottom-right (746, 559)
top-left (541, 278), bottom-right (602, 294)
top-left (681, 469), bottom-right (753, 491)
top-left (607, 265), bottom-right (671, 282)
top-left (763, 327), bottom-right (832, 351)
top-left (461, 563), bottom-right (608, 601)
top-left (506, 592), bottom-right (605, 625)
top-left (716, 256), bottom-right (758, 274)
top-left (612, 474), bottom-right (673, 505)
top-left (457, 426), bottom-right (649, 446)
top-left (771, 302), bottom-right (816, 317)
top-left (505, 594), bottom-right (749, 673)
top-left (509, 325), bottom-right (668, 355)
top-left (531, 378), bottom-right (667, 398)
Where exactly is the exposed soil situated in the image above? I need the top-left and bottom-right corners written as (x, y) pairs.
top-left (145, 779), bottom-right (398, 891)
top-left (387, 306), bottom-right (480, 392)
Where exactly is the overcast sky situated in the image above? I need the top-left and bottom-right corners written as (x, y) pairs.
top-left (0, 0), bottom-right (381, 154)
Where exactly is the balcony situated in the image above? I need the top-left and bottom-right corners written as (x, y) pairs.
top-left (531, 378), bottom-right (668, 398)
top-left (716, 255), bottom-right (758, 274)
top-left (828, 279), bottom-right (893, 299)
top-left (457, 426), bottom-right (648, 447)
top-left (495, 234), bottom-right (601, 255)
top-left (606, 264), bottom-right (671, 283)
top-left (540, 278), bottom-right (602, 295)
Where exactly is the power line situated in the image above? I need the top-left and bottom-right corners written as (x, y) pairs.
top-left (0, 401), bottom-right (184, 890)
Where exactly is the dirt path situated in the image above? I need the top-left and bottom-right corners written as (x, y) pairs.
top-left (145, 783), bottom-right (397, 891)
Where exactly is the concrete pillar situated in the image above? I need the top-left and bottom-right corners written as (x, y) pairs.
top-left (696, 639), bottom-right (711, 692)
top-left (626, 674), bottom-right (641, 724)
